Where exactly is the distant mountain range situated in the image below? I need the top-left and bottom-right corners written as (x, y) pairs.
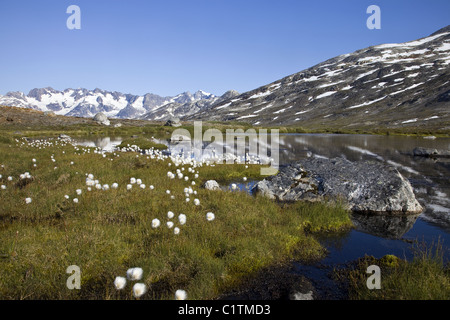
top-left (0, 88), bottom-right (222, 120)
top-left (1, 25), bottom-right (449, 130)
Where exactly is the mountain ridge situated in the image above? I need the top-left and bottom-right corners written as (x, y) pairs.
top-left (186, 26), bottom-right (449, 131)
top-left (0, 87), bottom-right (219, 120)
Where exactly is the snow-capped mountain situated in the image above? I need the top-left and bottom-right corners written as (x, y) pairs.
top-left (0, 88), bottom-right (216, 119)
top-left (189, 25), bottom-right (450, 130)
top-left (140, 90), bottom-right (240, 121)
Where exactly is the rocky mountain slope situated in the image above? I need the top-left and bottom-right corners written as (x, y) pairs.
top-left (139, 90), bottom-right (240, 121)
top-left (189, 26), bottom-right (450, 131)
top-left (0, 88), bottom-right (216, 120)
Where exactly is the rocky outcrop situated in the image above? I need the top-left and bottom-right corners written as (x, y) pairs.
top-left (413, 147), bottom-right (450, 158)
top-left (252, 158), bottom-right (423, 215)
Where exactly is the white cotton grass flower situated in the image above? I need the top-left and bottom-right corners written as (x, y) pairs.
top-left (149, 185), bottom-right (154, 190)
top-left (112, 183), bottom-right (119, 189)
top-left (25, 197), bottom-right (32, 204)
top-left (185, 197), bottom-right (190, 203)
top-left (167, 221), bottom-right (174, 229)
top-left (231, 183), bottom-right (237, 190)
top-left (152, 218), bottom-right (161, 229)
top-left (64, 195), bottom-right (70, 199)
top-left (127, 267), bottom-right (143, 281)
top-left (243, 177), bottom-right (247, 182)
top-left (166, 190), bottom-right (171, 194)
top-left (88, 174), bottom-right (94, 180)
top-left (136, 179), bottom-right (142, 185)
top-left (1, 185), bottom-right (7, 190)
top-left (127, 184), bottom-right (132, 190)
top-left (140, 184), bottom-right (146, 189)
top-left (73, 198), bottom-right (79, 204)
top-left (175, 289), bottom-right (187, 300)
top-left (178, 214), bottom-right (186, 225)
top-left (95, 183), bottom-right (102, 190)
top-left (206, 212), bottom-right (215, 221)
top-left (103, 184), bottom-right (110, 191)
top-left (193, 198), bottom-right (200, 206)
top-left (114, 276), bottom-right (127, 290)
top-left (7, 176), bottom-right (13, 181)
top-left (133, 283), bottom-right (147, 298)
top-left (76, 189), bottom-right (82, 195)
top-left (174, 227), bottom-right (180, 235)
top-left (167, 211), bottom-right (175, 219)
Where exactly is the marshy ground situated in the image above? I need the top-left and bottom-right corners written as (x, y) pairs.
top-left (0, 106), bottom-right (448, 300)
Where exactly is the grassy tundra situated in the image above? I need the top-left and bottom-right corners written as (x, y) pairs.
top-left (0, 132), bottom-right (352, 299)
top-left (0, 109), bottom-right (447, 299)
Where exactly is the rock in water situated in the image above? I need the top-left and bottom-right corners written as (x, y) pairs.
top-left (93, 112), bottom-right (110, 126)
top-left (413, 147), bottom-right (450, 158)
top-left (252, 158), bottom-right (423, 215)
top-left (58, 134), bottom-right (71, 140)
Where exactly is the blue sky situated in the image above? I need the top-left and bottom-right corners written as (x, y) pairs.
top-left (0, 0), bottom-right (449, 97)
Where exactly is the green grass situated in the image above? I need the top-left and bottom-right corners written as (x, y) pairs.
top-left (0, 135), bottom-right (352, 300)
top-left (336, 241), bottom-right (450, 300)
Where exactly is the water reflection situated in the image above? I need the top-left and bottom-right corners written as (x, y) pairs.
top-left (75, 133), bottom-right (450, 235)
top-left (75, 136), bottom-right (123, 152)
top-left (350, 213), bottom-right (421, 239)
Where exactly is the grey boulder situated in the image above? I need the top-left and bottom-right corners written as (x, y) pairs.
top-left (203, 180), bottom-right (221, 191)
top-left (252, 157), bottom-right (423, 215)
top-left (164, 117), bottom-right (181, 127)
top-left (93, 112), bottom-right (110, 126)
top-left (413, 147), bottom-right (450, 158)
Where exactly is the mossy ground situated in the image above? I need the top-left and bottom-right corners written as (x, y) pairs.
top-left (334, 241), bottom-right (450, 300)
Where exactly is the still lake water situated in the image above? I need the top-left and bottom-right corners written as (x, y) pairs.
top-left (75, 134), bottom-right (450, 285)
